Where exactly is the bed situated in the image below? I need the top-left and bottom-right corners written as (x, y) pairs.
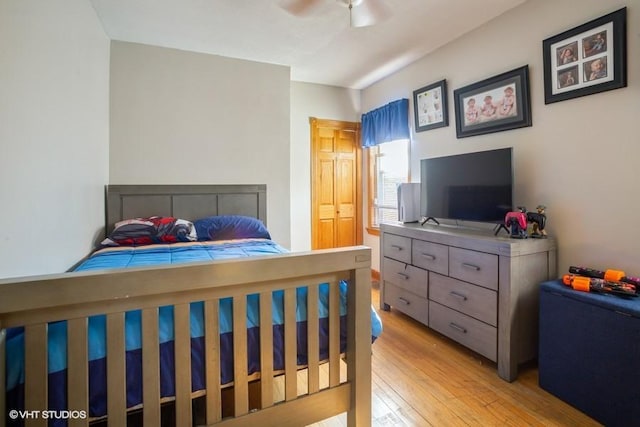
top-left (1, 185), bottom-right (379, 427)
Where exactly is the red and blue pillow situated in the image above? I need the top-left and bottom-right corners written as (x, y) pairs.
top-left (101, 217), bottom-right (197, 247)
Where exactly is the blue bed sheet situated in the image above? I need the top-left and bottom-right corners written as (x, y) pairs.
top-left (5, 239), bottom-right (382, 424)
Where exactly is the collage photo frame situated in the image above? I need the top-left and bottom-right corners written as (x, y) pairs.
top-left (543, 8), bottom-right (627, 104)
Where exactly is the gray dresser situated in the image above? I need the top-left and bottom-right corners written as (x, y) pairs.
top-left (380, 222), bottom-right (557, 382)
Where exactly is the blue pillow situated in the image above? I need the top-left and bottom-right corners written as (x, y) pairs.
top-left (194, 215), bottom-right (271, 241)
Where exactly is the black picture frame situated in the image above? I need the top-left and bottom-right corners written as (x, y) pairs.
top-left (543, 7), bottom-right (627, 104)
top-left (453, 65), bottom-right (531, 139)
top-left (413, 79), bottom-right (448, 132)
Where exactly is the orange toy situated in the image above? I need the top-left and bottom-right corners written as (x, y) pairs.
top-left (569, 266), bottom-right (640, 289)
top-left (562, 274), bottom-right (637, 298)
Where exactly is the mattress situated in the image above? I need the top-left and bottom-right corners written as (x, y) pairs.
top-left (5, 239), bottom-right (383, 422)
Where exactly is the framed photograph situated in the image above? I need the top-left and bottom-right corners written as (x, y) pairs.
top-left (453, 65), bottom-right (531, 139)
top-left (543, 7), bottom-right (627, 104)
top-left (413, 79), bottom-right (448, 132)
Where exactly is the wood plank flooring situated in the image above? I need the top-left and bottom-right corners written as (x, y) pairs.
top-left (308, 285), bottom-right (601, 427)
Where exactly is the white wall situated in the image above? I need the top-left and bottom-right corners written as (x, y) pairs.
top-left (363, 0), bottom-right (639, 274)
top-left (109, 42), bottom-right (292, 247)
top-left (289, 82), bottom-right (361, 251)
top-left (0, 0), bottom-right (110, 279)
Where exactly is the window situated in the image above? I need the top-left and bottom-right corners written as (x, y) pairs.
top-left (367, 139), bottom-right (409, 233)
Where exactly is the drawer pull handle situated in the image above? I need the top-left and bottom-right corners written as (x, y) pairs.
top-left (421, 253), bottom-right (436, 260)
top-left (615, 310), bottom-right (632, 317)
top-left (398, 297), bottom-right (411, 305)
top-left (449, 323), bottom-right (467, 333)
top-left (397, 272), bottom-right (409, 280)
top-left (462, 263), bottom-right (480, 271)
top-left (391, 245), bottom-right (404, 251)
top-left (450, 291), bottom-right (468, 301)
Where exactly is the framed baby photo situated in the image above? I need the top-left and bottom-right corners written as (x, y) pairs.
top-left (543, 7), bottom-right (627, 104)
top-left (413, 79), bottom-right (448, 132)
top-left (453, 65), bottom-right (531, 139)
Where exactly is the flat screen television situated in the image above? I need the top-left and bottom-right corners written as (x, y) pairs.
top-left (420, 148), bottom-right (513, 224)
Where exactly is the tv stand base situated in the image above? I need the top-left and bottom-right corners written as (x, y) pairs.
top-left (494, 223), bottom-right (509, 236)
top-left (421, 217), bottom-right (440, 226)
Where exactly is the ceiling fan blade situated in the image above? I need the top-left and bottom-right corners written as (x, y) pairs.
top-left (279, 0), bottom-right (325, 16)
top-left (351, 0), bottom-right (391, 27)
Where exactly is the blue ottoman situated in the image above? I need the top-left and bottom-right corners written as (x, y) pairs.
top-left (539, 280), bottom-right (640, 426)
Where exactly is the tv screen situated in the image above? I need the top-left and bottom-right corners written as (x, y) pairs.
top-left (420, 148), bottom-right (513, 223)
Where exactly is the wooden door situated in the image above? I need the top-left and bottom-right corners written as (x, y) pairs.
top-left (311, 118), bottom-right (362, 249)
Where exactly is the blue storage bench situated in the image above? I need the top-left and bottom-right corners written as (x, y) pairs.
top-left (539, 280), bottom-right (640, 426)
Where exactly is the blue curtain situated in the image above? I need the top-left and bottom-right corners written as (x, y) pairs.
top-left (361, 98), bottom-right (410, 147)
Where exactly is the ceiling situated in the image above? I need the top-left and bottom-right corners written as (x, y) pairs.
top-left (90, 0), bottom-right (527, 89)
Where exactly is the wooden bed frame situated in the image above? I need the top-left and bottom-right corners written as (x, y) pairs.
top-left (0, 185), bottom-right (372, 427)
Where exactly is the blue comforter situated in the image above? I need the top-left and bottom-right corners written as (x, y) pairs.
top-left (5, 239), bottom-right (382, 423)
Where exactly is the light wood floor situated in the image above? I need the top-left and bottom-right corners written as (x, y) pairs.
top-left (308, 285), bottom-right (602, 427)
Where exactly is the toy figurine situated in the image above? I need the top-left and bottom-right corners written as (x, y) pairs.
top-left (505, 206), bottom-right (528, 239)
top-left (527, 205), bottom-right (547, 238)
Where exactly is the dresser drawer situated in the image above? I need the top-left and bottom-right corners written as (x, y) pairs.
top-left (412, 239), bottom-right (448, 275)
top-left (384, 283), bottom-right (429, 325)
top-left (429, 301), bottom-right (497, 361)
top-left (429, 273), bottom-right (497, 326)
top-left (383, 257), bottom-right (428, 298)
top-left (382, 233), bottom-right (411, 263)
top-left (449, 247), bottom-right (498, 290)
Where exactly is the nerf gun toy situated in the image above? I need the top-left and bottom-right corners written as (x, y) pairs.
top-left (562, 274), bottom-right (638, 298)
top-left (569, 266), bottom-right (640, 291)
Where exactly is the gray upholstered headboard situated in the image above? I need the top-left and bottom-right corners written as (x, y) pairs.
top-left (104, 184), bottom-right (267, 235)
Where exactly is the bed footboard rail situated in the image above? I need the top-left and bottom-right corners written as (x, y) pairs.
top-left (1, 246), bottom-right (372, 427)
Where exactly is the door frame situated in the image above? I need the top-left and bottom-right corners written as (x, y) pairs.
top-left (310, 117), bottom-right (363, 249)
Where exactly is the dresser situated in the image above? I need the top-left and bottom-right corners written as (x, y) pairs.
top-left (380, 222), bottom-right (557, 382)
